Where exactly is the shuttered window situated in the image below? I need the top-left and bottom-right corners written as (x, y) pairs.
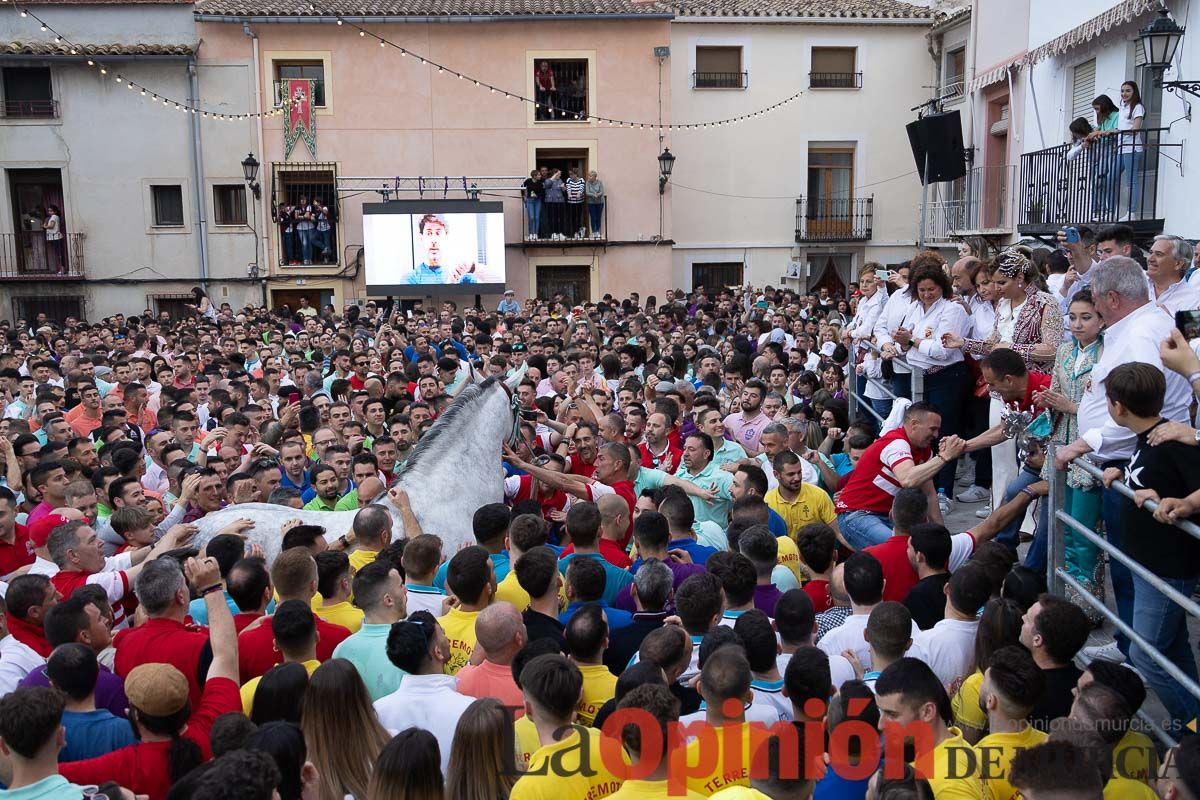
top-left (1071, 59), bottom-right (1096, 123)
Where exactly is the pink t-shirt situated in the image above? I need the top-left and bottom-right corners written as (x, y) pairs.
top-left (455, 659), bottom-right (525, 715)
top-left (723, 410), bottom-right (771, 454)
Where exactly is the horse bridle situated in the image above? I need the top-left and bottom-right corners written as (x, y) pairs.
top-left (506, 391), bottom-right (524, 448)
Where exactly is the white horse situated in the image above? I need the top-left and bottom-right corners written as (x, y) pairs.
top-left (191, 374), bottom-right (523, 565)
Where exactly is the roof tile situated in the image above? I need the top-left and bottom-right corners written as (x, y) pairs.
top-left (668, 0), bottom-right (933, 18)
top-left (194, 0), bottom-right (671, 15)
top-left (0, 41), bottom-right (198, 55)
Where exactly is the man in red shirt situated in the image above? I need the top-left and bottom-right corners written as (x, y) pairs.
top-left (558, 421), bottom-right (599, 478)
top-left (863, 488), bottom-right (940, 603)
top-left (47, 520), bottom-right (194, 629)
top-left (61, 554), bottom-right (242, 800)
top-left (638, 412), bottom-right (682, 473)
top-left (112, 558), bottom-right (213, 708)
top-left (835, 402), bottom-right (961, 551)
top-left (225, 557), bottom-right (273, 632)
top-left (946, 348), bottom-right (1053, 458)
top-left (349, 353), bottom-right (372, 391)
top-left (503, 455), bottom-right (571, 522)
top-left (238, 547), bottom-right (350, 680)
top-left (0, 488), bottom-right (34, 578)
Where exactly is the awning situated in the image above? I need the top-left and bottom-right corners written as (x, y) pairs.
top-left (965, 0), bottom-right (1160, 93)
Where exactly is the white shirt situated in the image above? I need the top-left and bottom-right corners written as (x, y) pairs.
top-left (911, 618), bottom-right (978, 689)
top-left (1187, 268), bottom-right (1200, 289)
top-left (680, 700), bottom-right (780, 729)
top-left (1150, 279), bottom-right (1200, 315)
top-left (749, 678), bottom-right (793, 721)
top-left (968, 300), bottom-right (997, 344)
top-left (817, 612), bottom-right (921, 671)
top-left (403, 585), bottom-right (447, 617)
top-left (873, 290), bottom-right (915, 374)
top-left (848, 290), bottom-right (887, 343)
top-left (1117, 102), bottom-right (1145, 153)
top-left (993, 297), bottom-right (1025, 343)
top-left (0, 635), bottom-right (44, 697)
top-left (1079, 302), bottom-right (1191, 463)
top-left (899, 298), bottom-right (969, 370)
top-left (373, 674), bottom-right (474, 776)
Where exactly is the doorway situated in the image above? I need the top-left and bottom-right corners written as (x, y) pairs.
top-left (533, 148), bottom-right (589, 181)
top-left (8, 168), bottom-right (67, 275)
top-left (271, 288), bottom-right (333, 317)
top-left (536, 265), bottom-right (591, 304)
top-left (809, 253), bottom-right (850, 295)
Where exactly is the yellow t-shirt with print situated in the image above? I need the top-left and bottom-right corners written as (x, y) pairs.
top-left (952, 671), bottom-right (987, 735)
top-left (437, 606), bottom-right (480, 675)
top-left (613, 780), bottom-right (707, 800)
top-left (515, 714), bottom-right (541, 771)
top-left (1113, 728), bottom-right (1157, 783)
top-left (313, 599), bottom-right (363, 633)
top-left (510, 726), bottom-right (622, 800)
top-left (764, 484), bottom-right (836, 538)
top-left (709, 788), bottom-right (773, 800)
top-left (1104, 777), bottom-right (1156, 799)
top-left (576, 663), bottom-right (618, 727)
top-left (775, 534), bottom-right (804, 585)
top-left (914, 727), bottom-right (983, 800)
top-left (681, 721), bottom-right (757, 797)
top-left (240, 659), bottom-right (321, 716)
top-left (348, 547), bottom-right (378, 574)
top-left (974, 724), bottom-right (1047, 800)
top-left (495, 570), bottom-right (568, 613)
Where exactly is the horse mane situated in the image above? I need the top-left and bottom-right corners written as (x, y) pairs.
top-left (394, 376), bottom-right (500, 480)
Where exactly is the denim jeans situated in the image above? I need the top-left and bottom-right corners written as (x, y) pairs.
top-left (1102, 463), bottom-right (1135, 656)
top-left (998, 467), bottom-right (1041, 554)
top-left (1130, 571), bottom-right (1200, 731)
top-left (282, 230), bottom-right (296, 264)
top-left (526, 198), bottom-right (542, 236)
top-left (869, 398), bottom-right (893, 426)
top-left (1116, 150), bottom-right (1145, 218)
top-left (837, 510), bottom-right (893, 550)
top-left (588, 202), bottom-right (603, 235)
top-left (297, 227), bottom-right (314, 262)
top-left (891, 371), bottom-right (912, 401)
top-left (314, 228), bottom-right (330, 260)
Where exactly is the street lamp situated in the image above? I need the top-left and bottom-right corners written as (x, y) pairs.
top-left (241, 153), bottom-right (261, 198)
top-left (658, 147), bottom-right (676, 195)
top-left (1138, 5), bottom-right (1199, 98)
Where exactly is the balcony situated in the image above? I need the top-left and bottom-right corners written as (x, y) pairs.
top-left (1, 99), bottom-right (59, 119)
top-left (795, 196), bottom-right (873, 242)
top-left (809, 72), bottom-right (862, 89)
top-left (692, 71), bottom-right (748, 89)
top-left (1017, 127), bottom-right (1176, 238)
top-left (923, 165), bottom-right (1017, 246)
top-left (272, 80), bottom-right (326, 108)
top-left (521, 198), bottom-right (607, 245)
top-left (0, 231), bottom-right (84, 278)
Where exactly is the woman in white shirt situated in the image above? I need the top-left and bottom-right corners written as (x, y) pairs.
top-left (1115, 81), bottom-right (1146, 218)
top-left (891, 258), bottom-right (969, 494)
top-left (42, 204), bottom-right (63, 274)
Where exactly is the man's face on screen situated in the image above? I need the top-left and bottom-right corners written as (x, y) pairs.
top-left (421, 220), bottom-right (447, 266)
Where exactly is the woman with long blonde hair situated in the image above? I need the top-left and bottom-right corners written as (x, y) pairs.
top-left (446, 698), bottom-right (519, 800)
top-left (301, 659), bottom-right (390, 800)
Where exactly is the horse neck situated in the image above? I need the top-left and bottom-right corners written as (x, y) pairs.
top-left (401, 387), bottom-right (510, 483)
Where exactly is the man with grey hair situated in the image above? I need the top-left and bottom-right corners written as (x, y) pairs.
top-left (605, 558), bottom-right (673, 673)
top-left (1147, 234), bottom-right (1200, 313)
top-left (113, 557), bottom-right (213, 707)
top-left (1054, 255), bottom-right (1191, 663)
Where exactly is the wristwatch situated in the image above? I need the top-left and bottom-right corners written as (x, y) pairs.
top-left (1193, 429), bottom-right (1200, 445)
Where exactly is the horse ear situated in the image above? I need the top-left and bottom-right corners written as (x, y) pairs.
top-left (504, 362), bottom-right (528, 392)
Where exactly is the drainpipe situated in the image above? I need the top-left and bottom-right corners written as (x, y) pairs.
top-left (244, 22), bottom-right (270, 307)
top-left (188, 57), bottom-right (211, 289)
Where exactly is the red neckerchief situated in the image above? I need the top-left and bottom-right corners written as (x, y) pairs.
top-left (7, 615), bottom-right (52, 657)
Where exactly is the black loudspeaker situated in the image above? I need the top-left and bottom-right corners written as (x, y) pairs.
top-left (906, 110), bottom-right (966, 184)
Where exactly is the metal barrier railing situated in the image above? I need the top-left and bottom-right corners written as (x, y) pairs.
top-left (1047, 445), bottom-right (1200, 749)
top-left (846, 338), bottom-right (925, 428)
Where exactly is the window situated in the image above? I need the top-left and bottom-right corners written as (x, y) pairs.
top-left (274, 62), bottom-right (326, 107)
top-left (536, 265), bottom-right (590, 303)
top-left (944, 47), bottom-right (966, 99)
top-left (149, 295), bottom-right (195, 321)
top-left (151, 185), bottom-right (185, 227)
top-left (1071, 59), bottom-right (1096, 124)
top-left (213, 184), bottom-right (247, 226)
top-left (13, 295), bottom-right (82, 324)
top-left (1134, 43), bottom-right (1164, 129)
top-left (810, 48), bottom-right (860, 89)
top-left (805, 148), bottom-right (856, 237)
top-left (533, 59), bottom-right (588, 122)
top-left (272, 163), bottom-right (339, 266)
top-left (692, 262), bottom-right (743, 290)
top-left (1, 67), bottom-right (56, 118)
top-left (694, 46), bottom-right (746, 89)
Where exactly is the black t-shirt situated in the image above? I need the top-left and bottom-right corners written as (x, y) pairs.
top-left (903, 573), bottom-right (951, 631)
top-left (523, 178), bottom-right (545, 200)
top-left (1123, 421), bottom-right (1200, 579)
top-left (1030, 664), bottom-right (1082, 731)
top-left (522, 608), bottom-right (566, 651)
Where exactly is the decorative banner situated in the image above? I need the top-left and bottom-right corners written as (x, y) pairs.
top-left (283, 78), bottom-right (316, 160)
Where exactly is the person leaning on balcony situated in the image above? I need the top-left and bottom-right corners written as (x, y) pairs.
top-left (542, 170), bottom-right (565, 241)
top-left (523, 170), bottom-right (544, 241)
top-left (585, 171), bottom-right (604, 240)
top-left (43, 205), bottom-right (63, 275)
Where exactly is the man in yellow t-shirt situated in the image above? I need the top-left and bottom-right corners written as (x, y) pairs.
top-left (973, 646), bottom-right (1048, 800)
top-left (566, 604), bottom-right (618, 727)
top-left (607, 683), bottom-right (705, 800)
top-left (240, 600), bottom-right (322, 716)
top-left (875, 657), bottom-right (982, 799)
top-left (510, 654), bottom-right (622, 800)
top-left (347, 503), bottom-right (392, 573)
top-left (312, 550), bottom-right (364, 633)
top-left (1074, 660), bottom-right (1158, 784)
top-left (436, 545), bottom-right (495, 675)
top-left (681, 647), bottom-right (768, 797)
top-left (495, 513), bottom-right (567, 612)
top-left (763, 452), bottom-right (837, 540)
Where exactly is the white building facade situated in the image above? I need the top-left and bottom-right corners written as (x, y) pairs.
top-left (667, 0), bottom-right (940, 295)
top-left (0, 1), bottom-right (263, 322)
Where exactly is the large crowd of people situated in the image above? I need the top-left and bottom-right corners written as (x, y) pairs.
top-left (0, 232), bottom-right (1196, 800)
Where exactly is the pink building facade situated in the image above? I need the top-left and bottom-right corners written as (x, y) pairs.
top-left (195, 1), bottom-right (675, 310)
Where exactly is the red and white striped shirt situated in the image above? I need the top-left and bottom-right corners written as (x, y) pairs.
top-left (835, 428), bottom-right (932, 515)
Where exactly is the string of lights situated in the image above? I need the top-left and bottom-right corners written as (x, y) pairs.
top-left (5, 0), bottom-right (802, 129)
top-left (305, 0), bottom-right (802, 130)
top-left (2, 0), bottom-right (284, 119)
